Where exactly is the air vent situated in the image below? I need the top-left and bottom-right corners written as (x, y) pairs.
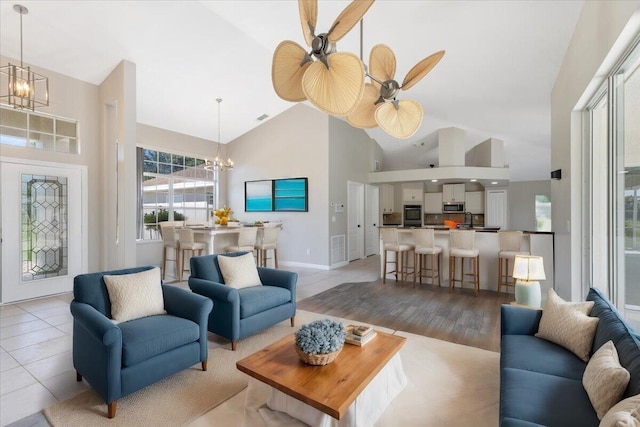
top-left (256, 114), bottom-right (269, 121)
top-left (331, 235), bottom-right (346, 265)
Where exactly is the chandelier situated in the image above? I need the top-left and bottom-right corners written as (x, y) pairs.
top-left (205, 98), bottom-right (233, 171)
top-left (0, 4), bottom-right (49, 110)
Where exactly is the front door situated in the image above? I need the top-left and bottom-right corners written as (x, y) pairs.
top-left (1, 160), bottom-right (86, 303)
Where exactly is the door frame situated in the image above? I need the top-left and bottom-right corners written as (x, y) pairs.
top-left (365, 184), bottom-right (380, 256)
top-left (347, 181), bottom-right (365, 261)
top-left (0, 156), bottom-right (88, 303)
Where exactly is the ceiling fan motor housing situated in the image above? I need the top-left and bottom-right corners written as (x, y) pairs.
top-left (312, 34), bottom-right (336, 58)
top-left (380, 80), bottom-right (400, 100)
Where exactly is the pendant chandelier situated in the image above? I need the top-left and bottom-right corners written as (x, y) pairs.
top-left (205, 98), bottom-right (234, 171)
top-left (0, 4), bottom-right (49, 111)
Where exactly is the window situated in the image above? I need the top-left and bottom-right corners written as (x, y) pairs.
top-left (584, 37), bottom-right (640, 327)
top-left (0, 106), bottom-right (78, 153)
top-left (138, 148), bottom-right (214, 240)
top-left (535, 195), bottom-right (552, 232)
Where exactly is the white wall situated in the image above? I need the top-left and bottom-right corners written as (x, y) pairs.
top-left (509, 180), bottom-right (551, 231)
top-left (551, 1), bottom-right (640, 300)
top-left (226, 104), bottom-right (330, 267)
top-left (99, 60), bottom-right (138, 270)
top-left (328, 117), bottom-right (383, 262)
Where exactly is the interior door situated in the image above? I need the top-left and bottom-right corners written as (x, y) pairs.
top-left (1, 160), bottom-right (85, 303)
top-left (365, 185), bottom-right (380, 256)
top-left (347, 181), bottom-right (365, 261)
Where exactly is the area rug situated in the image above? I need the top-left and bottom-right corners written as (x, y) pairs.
top-left (237, 330), bottom-right (500, 427)
top-left (43, 311), bottom-right (324, 427)
top-left (43, 310), bottom-right (500, 427)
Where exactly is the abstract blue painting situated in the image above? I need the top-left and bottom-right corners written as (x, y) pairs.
top-left (245, 180), bottom-right (273, 212)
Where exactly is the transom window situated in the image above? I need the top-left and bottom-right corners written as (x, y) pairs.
top-left (0, 106), bottom-right (78, 154)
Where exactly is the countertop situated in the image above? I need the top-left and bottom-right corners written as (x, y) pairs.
top-left (378, 225), bottom-right (554, 235)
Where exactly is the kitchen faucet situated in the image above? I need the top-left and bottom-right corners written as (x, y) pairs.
top-left (465, 211), bottom-right (474, 228)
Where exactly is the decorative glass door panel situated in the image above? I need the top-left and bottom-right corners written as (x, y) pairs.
top-left (1, 161), bottom-right (84, 303)
top-left (21, 174), bottom-right (68, 281)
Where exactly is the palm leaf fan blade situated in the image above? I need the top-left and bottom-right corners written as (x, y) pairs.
top-left (402, 50), bottom-right (445, 91)
top-left (375, 100), bottom-right (423, 139)
top-left (346, 83), bottom-right (380, 129)
top-left (298, 0), bottom-right (318, 47)
top-left (302, 52), bottom-right (365, 116)
top-left (328, 0), bottom-right (375, 43)
top-left (369, 44), bottom-right (396, 89)
top-left (272, 41), bottom-right (312, 102)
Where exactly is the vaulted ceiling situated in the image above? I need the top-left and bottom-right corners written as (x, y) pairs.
top-left (0, 1), bottom-right (583, 181)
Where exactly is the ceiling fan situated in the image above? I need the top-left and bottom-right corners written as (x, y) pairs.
top-left (347, 44), bottom-right (445, 139)
top-left (272, 0), bottom-right (375, 116)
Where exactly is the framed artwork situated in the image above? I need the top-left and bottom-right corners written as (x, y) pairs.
top-left (245, 180), bottom-right (273, 212)
top-left (245, 177), bottom-right (308, 212)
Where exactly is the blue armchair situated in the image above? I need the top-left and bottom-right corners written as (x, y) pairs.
top-left (71, 266), bottom-right (213, 418)
top-left (189, 253), bottom-right (297, 350)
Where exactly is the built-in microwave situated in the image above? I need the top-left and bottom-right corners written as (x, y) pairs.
top-left (442, 203), bottom-right (465, 213)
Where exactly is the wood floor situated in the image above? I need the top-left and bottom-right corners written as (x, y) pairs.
top-left (298, 278), bottom-right (513, 352)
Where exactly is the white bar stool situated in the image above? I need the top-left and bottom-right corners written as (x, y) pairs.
top-left (380, 228), bottom-right (415, 283)
top-left (497, 230), bottom-right (529, 295)
top-left (449, 229), bottom-right (480, 296)
top-left (225, 227), bottom-right (258, 253)
top-left (161, 226), bottom-right (179, 280)
top-left (177, 228), bottom-right (206, 280)
top-left (412, 228), bottom-right (443, 286)
top-left (255, 227), bottom-right (280, 268)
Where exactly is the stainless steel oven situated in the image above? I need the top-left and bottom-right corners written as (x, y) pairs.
top-left (403, 205), bottom-right (422, 227)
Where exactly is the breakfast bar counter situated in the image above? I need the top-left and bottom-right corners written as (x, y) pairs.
top-left (189, 223), bottom-right (283, 255)
top-left (379, 227), bottom-right (554, 294)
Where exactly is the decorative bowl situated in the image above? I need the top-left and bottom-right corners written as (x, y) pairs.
top-left (295, 345), bottom-right (342, 366)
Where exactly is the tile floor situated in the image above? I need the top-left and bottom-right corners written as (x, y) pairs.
top-left (0, 256), bottom-right (381, 427)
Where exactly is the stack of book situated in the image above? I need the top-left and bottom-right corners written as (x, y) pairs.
top-left (345, 324), bottom-right (377, 346)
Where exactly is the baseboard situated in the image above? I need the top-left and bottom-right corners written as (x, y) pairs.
top-left (278, 260), bottom-right (331, 270)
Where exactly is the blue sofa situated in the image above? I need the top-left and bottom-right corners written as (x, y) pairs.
top-left (189, 253), bottom-right (297, 350)
top-left (71, 266), bottom-right (213, 418)
top-left (500, 287), bottom-right (640, 426)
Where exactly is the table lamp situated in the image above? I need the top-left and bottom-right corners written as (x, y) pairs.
top-left (512, 255), bottom-right (546, 308)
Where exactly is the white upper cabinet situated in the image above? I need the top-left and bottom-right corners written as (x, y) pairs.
top-left (465, 191), bottom-right (484, 214)
top-left (402, 188), bottom-right (423, 203)
top-left (380, 184), bottom-right (395, 213)
top-left (424, 192), bottom-right (443, 213)
top-left (443, 184), bottom-right (465, 203)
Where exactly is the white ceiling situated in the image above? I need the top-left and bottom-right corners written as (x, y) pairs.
top-left (0, 1), bottom-right (583, 182)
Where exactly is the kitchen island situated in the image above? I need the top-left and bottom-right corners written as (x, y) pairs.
top-left (379, 227), bottom-right (554, 295)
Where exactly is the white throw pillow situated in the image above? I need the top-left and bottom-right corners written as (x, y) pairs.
top-left (535, 289), bottom-right (599, 362)
top-left (600, 394), bottom-right (640, 427)
top-left (103, 267), bottom-right (166, 323)
top-left (217, 252), bottom-right (262, 289)
top-left (583, 340), bottom-right (630, 420)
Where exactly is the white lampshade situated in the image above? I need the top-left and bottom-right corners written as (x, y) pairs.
top-left (512, 255), bottom-right (546, 281)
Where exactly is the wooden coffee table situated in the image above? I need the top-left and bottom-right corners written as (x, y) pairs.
top-left (236, 330), bottom-right (406, 420)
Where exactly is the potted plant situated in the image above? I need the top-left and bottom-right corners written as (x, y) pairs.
top-left (294, 319), bottom-right (346, 365)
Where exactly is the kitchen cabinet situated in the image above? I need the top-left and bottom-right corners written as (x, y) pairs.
top-left (443, 184), bottom-right (465, 203)
top-left (465, 191), bottom-right (484, 214)
top-left (402, 188), bottom-right (423, 203)
top-left (380, 184), bottom-right (395, 213)
top-left (424, 192), bottom-right (443, 213)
